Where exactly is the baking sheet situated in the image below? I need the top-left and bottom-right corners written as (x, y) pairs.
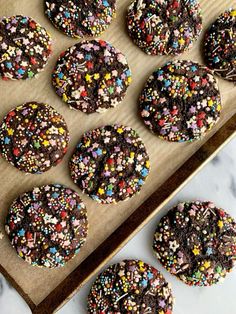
top-left (0, 0), bottom-right (235, 307)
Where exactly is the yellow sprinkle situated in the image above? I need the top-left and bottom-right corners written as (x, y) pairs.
top-left (94, 73), bottom-right (100, 80)
top-left (42, 140), bottom-right (50, 147)
top-left (85, 74), bottom-right (92, 83)
top-left (192, 246), bottom-right (200, 255)
top-left (7, 128), bottom-right (14, 135)
top-left (217, 104), bottom-right (221, 111)
top-left (62, 93), bottom-right (68, 102)
top-left (178, 38), bottom-right (185, 45)
top-left (127, 77), bottom-right (132, 83)
top-left (218, 220), bottom-right (224, 229)
top-left (230, 10), bottom-right (236, 17)
top-left (98, 188), bottom-right (104, 195)
top-left (128, 306), bottom-right (133, 310)
top-left (135, 289), bottom-right (140, 294)
top-left (104, 73), bottom-right (111, 80)
top-left (58, 127), bottom-right (65, 134)
top-left (204, 261), bottom-right (211, 269)
top-left (123, 288), bottom-right (128, 292)
top-left (130, 152), bottom-right (135, 159)
top-left (117, 128), bottom-right (124, 134)
top-left (85, 140), bottom-right (90, 147)
top-left (30, 104), bottom-right (38, 109)
top-left (208, 99), bottom-right (214, 107)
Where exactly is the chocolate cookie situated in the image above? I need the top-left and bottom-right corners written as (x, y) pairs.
top-left (52, 40), bottom-right (132, 114)
top-left (87, 260), bottom-right (174, 313)
top-left (204, 8), bottom-right (236, 82)
top-left (0, 102), bottom-right (69, 174)
top-left (127, 0), bottom-right (202, 55)
top-left (0, 15), bottom-right (52, 80)
top-left (69, 124), bottom-right (150, 204)
top-left (153, 201), bottom-right (236, 286)
top-left (5, 184), bottom-right (88, 268)
top-left (139, 60), bottom-right (221, 142)
top-left (45, 0), bottom-right (116, 38)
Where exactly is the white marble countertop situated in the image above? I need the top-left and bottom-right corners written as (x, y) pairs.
top-left (1, 136), bottom-right (236, 314)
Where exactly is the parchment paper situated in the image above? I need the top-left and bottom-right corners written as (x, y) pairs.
top-left (0, 0), bottom-right (235, 306)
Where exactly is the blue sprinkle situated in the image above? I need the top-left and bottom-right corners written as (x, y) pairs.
top-left (18, 68), bottom-right (25, 74)
top-left (58, 72), bottom-right (64, 79)
top-left (85, 54), bottom-right (92, 60)
top-left (64, 11), bottom-right (70, 18)
top-left (116, 78), bottom-right (123, 86)
top-left (141, 168), bottom-right (149, 177)
top-left (106, 190), bottom-right (113, 196)
top-left (96, 148), bottom-right (103, 156)
top-left (18, 229), bottom-right (25, 237)
top-left (191, 65), bottom-right (197, 72)
top-left (103, 0), bottom-right (109, 6)
top-left (141, 279), bottom-right (148, 287)
top-left (50, 247), bottom-right (57, 254)
top-left (125, 69), bottom-right (131, 76)
top-left (6, 62), bottom-right (12, 69)
top-left (52, 192), bottom-right (59, 198)
top-left (164, 80), bottom-right (171, 87)
top-left (138, 179), bottom-right (144, 185)
top-left (172, 42), bottom-right (179, 48)
top-left (206, 247), bottom-right (213, 255)
top-left (213, 56), bottom-right (220, 63)
top-left (4, 137), bottom-right (10, 144)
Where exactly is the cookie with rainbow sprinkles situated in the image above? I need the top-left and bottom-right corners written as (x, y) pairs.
top-left (139, 60), bottom-right (221, 142)
top-left (87, 260), bottom-right (174, 313)
top-left (204, 8), bottom-right (236, 82)
top-left (0, 15), bottom-right (52, 80)
top-left (0, 102), bottom-right (69, 174)
top-left (5, 184), bottom-right (88, 268)
top-left (69, 124), bottom-right (150, 204)
top-left (45, 0), bottom-right (116, 38)
top-left (153, 201), bottom-right (236, 286)
top-left (52, 40), bottom-right (131, 114)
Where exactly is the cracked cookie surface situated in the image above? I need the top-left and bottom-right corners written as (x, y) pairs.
top-left (204, 8), bottom-right (236, 82)
top-left (52, 40), bottom-right (131, 114)
top-left (139, 60), bottom-right (221, 142)
top-left (87, 259), bottom-right (174, 313)
top-left (0, 15), bottom-right (52, 80)
top-left (127, 0), bottom-right (202, 55)
top-left (5, 184), bottom-right (88, 268)
top-left (45, 0), bottom-right (116, 38)
top-left (69, 124), bottom-right (150, 204)
top-left (153, 201), bottom-right (236, 286)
